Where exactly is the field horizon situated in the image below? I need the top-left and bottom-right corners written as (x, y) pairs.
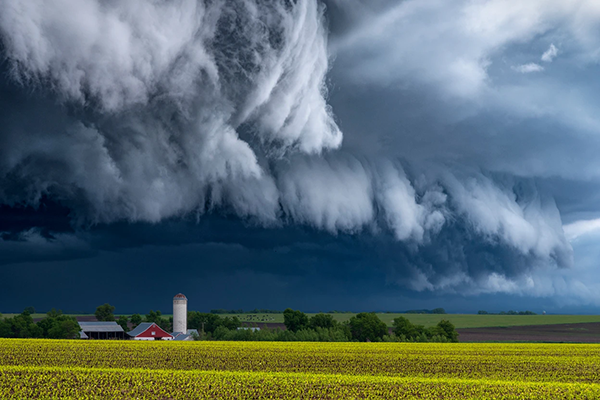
top-left (4, 312), bottom-right (600, 329)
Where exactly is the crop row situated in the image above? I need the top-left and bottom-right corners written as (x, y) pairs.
top-left (2, 340), bottom-right (600, 384)
top-left (2, 365), bottom-right (599, 400)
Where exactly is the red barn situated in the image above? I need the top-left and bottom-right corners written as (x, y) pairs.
top-left (127, 322), bottom-right (173, 340)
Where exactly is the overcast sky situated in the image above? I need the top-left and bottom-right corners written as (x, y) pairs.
top-left (2, 0), bottom-right (600, 314)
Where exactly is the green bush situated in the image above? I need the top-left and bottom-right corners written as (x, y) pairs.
top-left (392, 317), bottom-right (458, 342)
top-left (283, 309), bottom-right (309, 332)
top-left (347, 313), bottom-right (388, 342)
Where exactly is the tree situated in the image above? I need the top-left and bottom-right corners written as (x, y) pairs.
top-left (220, 316), bottom-right (242, 331)
top-left (436, 320), bottom-right (459, 342)
top-left (392, 316), bottom-right (458, 342)
top-left (130, 314), bottom-right (142, 328)
top-left (49, 319), bottom-right (79, 339)
top-left (47, 318), bottom-right (80, 339)
top-left (46, 308), bottom-right (62, 318)
top-left (348, 313), bottom-right (387, 342)
top-left (309, 313), bottom-right (337, 330)
top-left (24, 306), bottom-right (36, 314)
top-left (283, 308), bottom-right (309, 332)
top-left (37, 309), bottom-right (63, 336)
top-left (37, 309), bottom-right (80, 339)
top-left (477, 310), bottom-right (488, 315)
top-left (117, 316), bottom-right (129, 332)
top-left (431, 308), bottom-right (446, 314)
top-left (1, 310), bottom-right (43, 338)
top-left (187, 312), bottom-right (240, 334)
top-left (392, 316), bottom-right (420, 338)
top-left (0, 317), bottom-right (9, 338)
top-left (145, 310), bottom-right (170, 331)
top-left (188, 312), bottom-right (219, 334)
top-left (95, 304), bottom-right (115, 321)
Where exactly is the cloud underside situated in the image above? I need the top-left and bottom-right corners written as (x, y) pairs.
top-left (4, 0), bottom-right (600, 301)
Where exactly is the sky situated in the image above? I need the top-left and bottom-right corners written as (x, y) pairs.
top-left (2, 0), bottom-right (600, 314)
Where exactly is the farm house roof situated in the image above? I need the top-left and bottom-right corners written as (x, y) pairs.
top-left (172, 332), bottom-right (191, 341)
top-left (127, 322), bottom-right (154, 337)
top-left (127, 322), bottom-right (173, 338)
top-left (79, 321), bottom-right (124, 333)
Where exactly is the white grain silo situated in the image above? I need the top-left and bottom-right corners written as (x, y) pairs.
top-left (173, 293), bottom-right (187, 333)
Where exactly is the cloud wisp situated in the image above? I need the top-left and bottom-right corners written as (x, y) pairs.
top-left (513, 63), bottom-right (545, 73)
top-left (542, 44), bottom-right (559, 62)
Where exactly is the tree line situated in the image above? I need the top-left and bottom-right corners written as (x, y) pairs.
top-left (97, 305), bottom-right (459, 342)
top-left (477, 310), bottom-right (537, 315)
top-left (0, 305), bottom-right (459, 342)
top-left (190, 309), bottom-right (458, 343)
top-left (0, 309), bottom-right (80, 339)
top-left (208, 308), bottom-right (447, 315)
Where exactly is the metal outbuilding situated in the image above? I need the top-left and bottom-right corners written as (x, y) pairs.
top-left (172, 329), bottom-right (199, 341)
top-left (79, 321), bottom-right (125, 340)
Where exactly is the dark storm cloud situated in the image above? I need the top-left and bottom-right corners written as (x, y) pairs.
top-left (1, 0), bottom-right (600, 308)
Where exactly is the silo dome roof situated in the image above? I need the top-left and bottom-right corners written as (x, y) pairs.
top-left (173, 293), bottom-right (187, 300)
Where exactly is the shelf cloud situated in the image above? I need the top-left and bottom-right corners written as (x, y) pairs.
top-left (2, 0), bottom-right (600, 307)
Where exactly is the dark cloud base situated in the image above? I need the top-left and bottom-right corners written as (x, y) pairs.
top-left (0, 208), bottom-right (569, 313)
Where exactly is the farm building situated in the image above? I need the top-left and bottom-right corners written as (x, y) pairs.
top-left (79, 321), bottom-right (126, 340)
top-left (170, 293), bottom-right (196, 340)
top-left (173, 293), bottom-right (187, 334)
top-left (172, 329), bottom-right (199, 341)
top-left (128, 322), bottom-right (173, 340)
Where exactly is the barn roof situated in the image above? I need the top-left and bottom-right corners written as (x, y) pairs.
top-left (127, 322), bottom-right (154, 337)
top-left (79, 321), bottom-right (124, 333)
top-left (128, 322), bottom-right (173, 338)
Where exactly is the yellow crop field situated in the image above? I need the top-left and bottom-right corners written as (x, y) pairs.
top-left (2, 340), bottom-right (600, 399)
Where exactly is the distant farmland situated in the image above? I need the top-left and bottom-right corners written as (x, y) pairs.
top-left (4, 312), bottom-right (600, 329)
top-left (235, 313), bottom-right (600, 329)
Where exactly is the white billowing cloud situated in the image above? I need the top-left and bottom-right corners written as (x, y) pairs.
top-left (443, 172), bottom-right (570, 262)
top-left (0, 0), bottom-right (590, 301)
top-left (541, 43), bottom-right (559, 62)
top-left (236, 1), bottom-right (342, 153)
top-left (0, 0), bottom-right (341, 225)
top-left (277, 155), bottom-right (375, 233)
top-left (0, 0), bottom-right (215, 111)
top-left (0, 0), bottom-right (340, 155)
top-left (210, 174), bottom-right (281, 224)
top-left (464, 234), bottom-right (600, 306)
top-left (329, 0), bottom-right (600, 188)
top-left (375, 161), bottom-right (445, 241)
top-left (333, 0), bottom-right (600, 98)
top-left (564, 218), bottom-right (600, 241)
top-left (512, 63), bottom-right (545, 73)
top-left (276, 156), bottom-right (449, 242)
